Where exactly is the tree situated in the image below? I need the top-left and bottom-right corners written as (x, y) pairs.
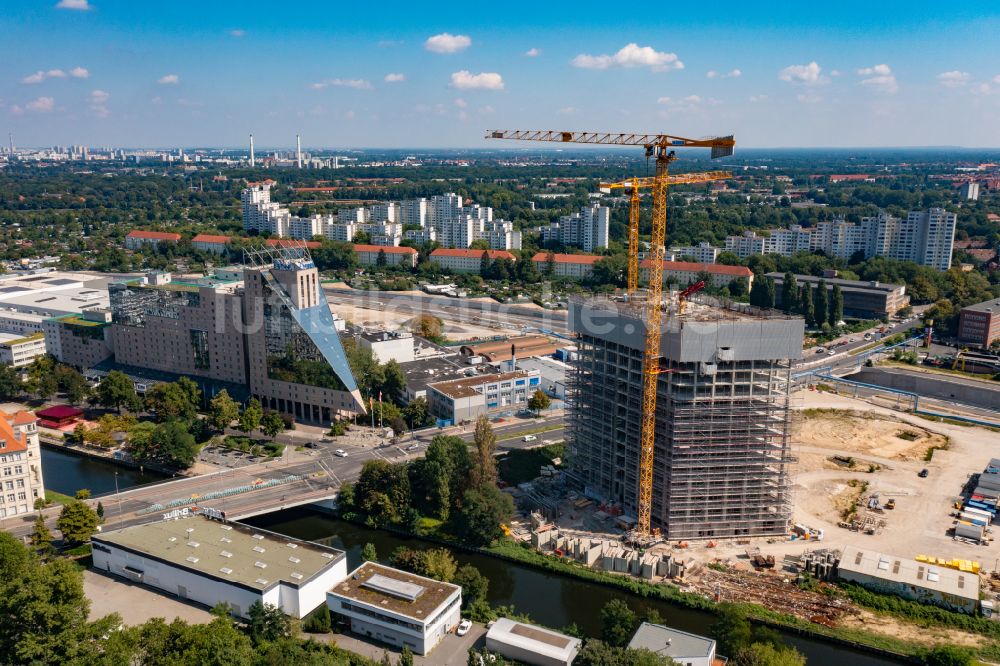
top-left (146, 378), bottom-right (200, 421)
top-left (814, 280), bottom-right (829, 328)
top-left (479, 250), bottom-right (492, 278)
top-left (454, 564), bottom-right (489, 606)
top-left (527, 389), bottom-right (551, 416)
top-left (781, 272), bottom-right (798, 312)
top-left (208, 390), bottom-right (240, 430)
top-left (0, 364), bottom-right (22, 401)
top-left (376, 248), bottom-right (387, 266)
top-left (380, 360), bottom-right (406, 404)
top-left (411, 314), bottom-right (444, 343)
top-left (711, 604), bottom-right (753, 657)
top-left (402, 396), bottom-right (433, 429)
top-left (399, 645), bottom-right (414, 666)
top-left (452, 485), bottom-right (514, 547)
top-left (261, 411), bottom-right (285, 438)
top-left (798, 284), bottom-right (815, 327)
top-left (749, 276), bottom-right (769, 308)
top-left (922, 645), bottom-right (974, 666)
top-left (355, 460), bottom-right (411, 526)
top-left (763, 276), bottom-right (776, 308)
top-left (409, 456), bottom-right (452, 520)
top-left (601, 599), bottom-right (638, 647)
top-left (246, 600), bottom-right (291, 645)
top-left (575, 640), bottom-right (671, 666)
top-left (361, 542), bottom-right (378, 562)
top-left (57, 500), bottom-right (99, 546)
top-left (421, 548), bottom-right (458, 582)
top-left (25, 355), bottom-right (57, 400)
top-left (830, 284), bottom-right (844, 326)
top-left (150, 420), bottom-right (198, 468)
top-left (30, 516), bottom-right (55, 558)
top-left (545, 250), bottom-right (556, 277)
top-left (95, 501), bottom-right (104, 523)
top-left (55, 364), bottom-right (90, 405)
top-left (239, 397), bottom-right (263, 433)
top-left (74, 488), bottom-right (91, 500)
top-left (95, 370), bottom-right (139, 413)
top-left (472, 415), bottom-right (497, 488)
top-left (732, 642), bottom-right (806, 666)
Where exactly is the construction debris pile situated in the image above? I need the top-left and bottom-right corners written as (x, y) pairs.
top-left (532, 522), bottom-right (686, 581)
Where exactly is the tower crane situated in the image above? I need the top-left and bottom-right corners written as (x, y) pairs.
top-left (487, 129), bottom-right (735, 537)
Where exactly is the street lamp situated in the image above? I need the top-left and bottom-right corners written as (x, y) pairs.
top-left (114, 471), bottom-right (123, 529)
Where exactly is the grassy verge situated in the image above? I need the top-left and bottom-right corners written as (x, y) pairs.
top-left (849, 341), bottom-right (883, 356)
top-left (45, 489), bottom-right (75, 506)
top-left (498, 443), bottom-right (565, 486)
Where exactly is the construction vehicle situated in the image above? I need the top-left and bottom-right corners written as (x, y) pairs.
top-left (678, 280), bottom-right (706, 315)
top-left (487, 129), bottom-right (735, 537)
top-left (885, 498), bottom-right (896, 510)
top-left (952, 347), bottom-right (969, 372)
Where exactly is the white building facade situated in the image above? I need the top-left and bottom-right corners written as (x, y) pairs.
top-left (542, 205), bottom-right (610, 252)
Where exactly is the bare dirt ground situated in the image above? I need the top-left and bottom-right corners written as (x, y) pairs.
top-left (798, 408), bottom-right (949, 461)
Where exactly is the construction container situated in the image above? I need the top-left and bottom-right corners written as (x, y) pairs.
top-left (955, 522), bottom-right (985, 543)
top-left (960, 512), bottom-right (989, 527)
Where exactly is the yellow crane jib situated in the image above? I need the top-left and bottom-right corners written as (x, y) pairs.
top-left (486, 128), bottom-right (735, 538)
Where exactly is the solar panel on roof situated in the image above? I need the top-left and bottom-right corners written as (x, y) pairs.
top-left (362, 573), bottom-right (426, 601)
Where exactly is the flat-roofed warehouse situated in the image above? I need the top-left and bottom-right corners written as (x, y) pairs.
top-left (837, 545), bottom-right (980, 614)
top-left (91, 515), bottom-right (348, 619)
top-left (326, 561), bottom-right (461, 655)
top-left (485, 617), bottom-right (582, 666)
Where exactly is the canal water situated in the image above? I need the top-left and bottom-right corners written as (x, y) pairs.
top-left (246, 507), bottom-right (906, 666)
top-left (40, 446), bottom-right (170, 497)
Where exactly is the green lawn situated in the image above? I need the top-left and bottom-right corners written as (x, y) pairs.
top-left (45, 489), bottom-right (75, 506)
top-left (498, 443), bottom-right (565, 486)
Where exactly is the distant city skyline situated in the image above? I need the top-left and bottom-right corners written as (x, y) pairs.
top-left (2, 0), bottom-right (1000, 148)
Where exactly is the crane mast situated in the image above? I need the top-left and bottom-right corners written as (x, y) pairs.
top-left (486, 129), bottom-right (734, 536)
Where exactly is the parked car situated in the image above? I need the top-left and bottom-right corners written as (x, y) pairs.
top-left (828, 349), bottom-right (836, 356)
top-left (335, 449), bottom-right (348, 458)
top-left (457, 619), bottom-right (473, 636)
top-left (815, 347), bottom-right (826, 354)
top-left (918, 468), bottom-right (929, 478)
top-left (522, 435), bottom-right (537, 442)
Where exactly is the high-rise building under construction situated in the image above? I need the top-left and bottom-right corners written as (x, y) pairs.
top-left (568, 296), bottom-right (803, 540)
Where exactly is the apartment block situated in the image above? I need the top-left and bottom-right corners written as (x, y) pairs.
top-left (427, 369), bottom-right (541, 424)
top-left (569, 296), bottom-right (802, 540)
top-left (0, 410), bottom-right (44, 518)
top-left (767, 273), bottom-right (909, 319)
top-left (429, 248), bottom-right (516, 274)
top-left (354, 244), bottom-right (418, 268)
top-left (192, 234), bottom-right (232, 254)
top-left (531, 252), bottom-right (600, 279)
top-left (542, 205), bottom-right (610, 252)
top-left (641, 260), bottom-right (754, 290)
top-left (0, 332), bottom-right (47, 367)
top-left (668, 242), bottom-right (719, 264)
top-left (723, 208), bottom-right (956, 271)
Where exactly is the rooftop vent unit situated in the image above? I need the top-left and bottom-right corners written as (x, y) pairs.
top-left (220, 567), bottom-right (233, 575)
top-left (220, 525), bottom-right (233, 531)
top-left (254, 561), bottom-right (267, 569)
top-left (168, 536), bottom-right (177, 542)
top-left (220, 536), bottom-right (232, 543)
top-left (287, 543), bottom-right (298, 549)
top-left (290, 572), bottom-right (303, 580)
top-left (188, 541), bottom-right (200, 548)
top-left (253, 546), bottom-right (265, 553)
top-left (255, 578), bottom-right (269, 585)
top-left (220, 550), bottom-right (233, 558)
top-left (185, 556), bottom-right (199, 563)
top-left (252, 534), bottom-right (265, 540)
top-left (288, 556), bottom-right (301, 564)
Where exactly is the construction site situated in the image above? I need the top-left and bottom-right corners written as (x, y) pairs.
top-left (483, 130), bottom-right (1000, 639)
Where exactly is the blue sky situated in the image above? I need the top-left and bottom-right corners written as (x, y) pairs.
top-left (3, 1), bottom-right (1000, 148)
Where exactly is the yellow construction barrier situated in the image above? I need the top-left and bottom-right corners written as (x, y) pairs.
top-left (913, 555), bottom-right (980, 573)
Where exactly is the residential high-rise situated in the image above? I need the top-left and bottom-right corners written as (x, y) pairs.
top-left (960, 182), bottom-right (980, 201)
top-left (568, 296), bottom-right (801, 539)
top-left (249, 134), bottom-right (255, 167)
top-left (542, 205), bottom-right (610, 252)
top-left (723, 208), bottom-right (956, 271)
top-left (296, 134), bottom-right (302, 169)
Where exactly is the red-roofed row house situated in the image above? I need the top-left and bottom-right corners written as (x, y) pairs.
top-left (124, 230), bottom-right (182, 250)
top-left (531, 252), bottom-right (753, 289)
top-left (430, 248), bottom-right (516, 273)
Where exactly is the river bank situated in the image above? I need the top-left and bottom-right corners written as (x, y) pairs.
top-left (40, 445), bottom-right (170, 497)
top-left (40, 437), bottom-right (183, 480)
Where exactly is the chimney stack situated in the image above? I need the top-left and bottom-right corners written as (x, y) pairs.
top-left (511, 343), bottom-right (517, 372)
top-left (296, 134), bottom-right (302, 169)
top-left (249, 133), bottom-right (255, 168)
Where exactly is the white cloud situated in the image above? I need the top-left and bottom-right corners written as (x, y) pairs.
top-left (657, 95), bottom-right (716, 114)
top-left (749, 94), bottom-right (768, 103)
top-left (707, 68), bottom-right (741, 79)
top-left (779, 61), bottom-right (826, 85)
top-left (157, 74), bottom-right (180, 85)
top-left (856, 64), bottom-right (898, 94)
top-left (572, 43), bottom-right (683, 72)
top-left (384, 73), bottom-right (405, 83)
top-left (450, 70), bottom-right (504, 90)
top-left (26, 96), bottom-right (55, 113)
top-left (797, 93), bottom-right (822, 103)
top-left (310, 78), bottom-right (373, 90)
top-left (479, 105), bottom-right (494, 114)
top-left (937, 70), bottom-right (971, 87)
top-left (55, 0), bottom-right (90, 9)
top-left (70, 66), bottom-right (89, 78)
top-left (88, 89), bottom-right (109, 117)
top-left (453, 98), bottom-right (467, 108)
top-left (830, 69), bottom-right (843, 77)
top-left (23, 69), bottom-right (66, 84)
top-left (424, 33), bottom-right (471, 54)
top-left (993, 74), bottom-right (1000, 84)
top-left (150, 96), bottom-right (163, 105)
top-left (558, 106), bottom-right (576, 114)
top-left (524, 47), bottom-right (540, 57)
top-left (229, 29), bottom-right (245, 37)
